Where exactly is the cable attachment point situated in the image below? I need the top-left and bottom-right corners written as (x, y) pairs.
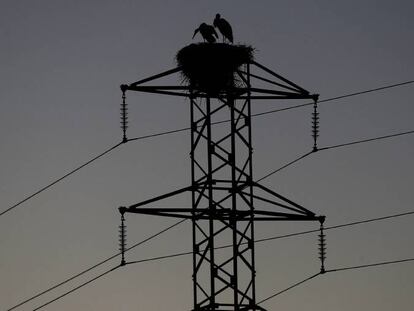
top-left (318, 216), bottom-right (326, 274)
top-left (120, 85), bottom-right (129, 143)
top-left (312, 99), bottom-right (320, 152)
top-left (119, 207), bottom-right (127, 266)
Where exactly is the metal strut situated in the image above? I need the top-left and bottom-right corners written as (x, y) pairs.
top-left (120, 85), bottom-right (129, 143)
top-left (312, 98), bottom-right (319, 152)
top-left (318, 216), bottom-right (326, 273)
top-left (119, 207), bottom-right (127, 266)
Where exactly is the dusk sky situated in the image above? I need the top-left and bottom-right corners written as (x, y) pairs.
top-left (1, 1), bottom-right (413, 310)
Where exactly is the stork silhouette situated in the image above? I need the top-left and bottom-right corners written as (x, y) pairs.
top-left (192, 23), bottom-right (218, 43)
top-left (213, 14), bottom-right (233, 43)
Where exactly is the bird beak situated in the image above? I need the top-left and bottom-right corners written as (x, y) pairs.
top-left (192, 29), bottom-right (199, 39)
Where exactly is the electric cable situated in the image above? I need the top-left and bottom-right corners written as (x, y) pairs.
top-left (12, 210), bottom-right (413, 310)
top-left (256, 151), bottom-right (314, 182)
top-left (318, 130), bottom-right (414, 151)
top-left (126, 101), bottom-right (313, 142)
top-left (32, 265), bottom-right (120, 311)
top-left (255, 210), bottom-right (414, 244)
top-left (123, 210), bottom-right (414, 266)
top-left (126, 126), bottom-right (190, 142)
top-left (257, 272), bottom-right (321, 304)
top-left (318, 80), bottom-right (414, 104)
top-left (3, 80), bottom-right (414, 307)
top-left (255, 256), bottom-right (414, 305)
top-left (6, 219), bottom-right (185, 311)
top-left (256, 128), bottom-right (414, 180)
top-left (6, 125), bottom-right (414, 309)
top-left (124, 250), bottom-right (193, 266)
top-left (4, 142), bottom-right (315, 309)
top-left (28, 256), bottom-right (414, 310)
top-left (3, 80), bottom-right (413, 218)
top-left (252, 80), bottom-right (414, 119)
top-left (0, 141), bottom-right (124, 218)
top-left (126, 80), bottom-right (414, 142)
top-left (325, 258), bottom-right (414, 273)
top-left (4, 126), bottom-right (411, 223)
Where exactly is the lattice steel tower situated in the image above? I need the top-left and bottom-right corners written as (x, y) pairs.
top-left (118, 44), bottom-right (323, 311)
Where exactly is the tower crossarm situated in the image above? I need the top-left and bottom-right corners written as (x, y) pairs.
top-left (124, 185), bottom-right (193, 211)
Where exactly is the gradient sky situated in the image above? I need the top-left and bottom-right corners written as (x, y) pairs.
top-left (1, 1), bottom-right (413, 310)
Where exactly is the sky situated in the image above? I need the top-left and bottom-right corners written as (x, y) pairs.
top-left (1, 0), bottom-right (413, 310)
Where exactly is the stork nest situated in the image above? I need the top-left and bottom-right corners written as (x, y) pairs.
top-left (176, 43), bottom-right (254, 95)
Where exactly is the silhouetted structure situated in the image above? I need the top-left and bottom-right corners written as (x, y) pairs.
top-left (193, 23), bottom-right (218, 43)
top-left (214, 14), bottom-right (233, 43)
top-left (177, 43), bottom-right (253, 94)
top-left (119, 42), bottom-right (324, 311)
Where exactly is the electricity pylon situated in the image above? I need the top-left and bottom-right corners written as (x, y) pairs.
top-left (118, 55), bottom-right (323, 311)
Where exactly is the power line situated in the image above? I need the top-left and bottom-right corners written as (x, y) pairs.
top-left (10, 208), bottom-right (412, 310)
top-left (32, 265), bottom-right (120, 311)
top-left (256, 151), bottom-right (313, 182)
top-left (256, 128), bottom-right (414, 180)
top-left (324, 210), bottom-right (414, 231)
top-left (127, 126), bottom-right (190, 142)
top-left (6, 124), bottom-right (414, 309)
top-left (318, 80), bottom-right (414, 104)
top-left (255, 256), bottom-right (414, 305)
top-left (124, 83), bottom-right (414, 183)
top-left (3, 142), bottom-right (312, 309)
top-left (325, 258), bottom-right (414, 273)
top-left (3, 80), bottom-right (413, 218)
top-left (4, 125), bottom-right (411, 224)
top-left (6, 219), bottom-right (185, 311)
top-left (4, 80), bottom-right (414, 307)
top-left (257, 272), bottom-right (321, 304)
top-left (125, 250), bottom-right (193, 266)
top-left (125, 79), bottom-right (414, 142)
top-left (15, 210), bottom-right (413, 310)
top-left (252, 79), bottom-right (414, 119)
top-left (318, 130), bottom-right (414, 151)
top-left (29, 255), bottom-right (414, 310)
top-left (0, 141), bottom-right (124, 218)
top-left (255, 210), bottom-right (414, 244)
top-left (130, 128), bottom-right (414, 192)
top-left (123, 210), bottom-right (414, 266)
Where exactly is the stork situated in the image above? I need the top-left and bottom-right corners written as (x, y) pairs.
top-left (213, 14), bottom-right (233, 43)
top-left (192, 23), bottom-right (218, 43)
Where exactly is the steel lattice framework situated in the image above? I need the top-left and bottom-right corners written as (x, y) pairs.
top-left (119, 60), bottom-right (323, 311)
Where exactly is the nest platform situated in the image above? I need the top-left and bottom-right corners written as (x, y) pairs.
top-left (176, 43), bottom-right (254, 95)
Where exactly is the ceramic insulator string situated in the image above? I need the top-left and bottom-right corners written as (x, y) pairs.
top-left (318, 218), bottom-right (326, 273)
top-left (120, 86), bottom-right (128, 143)
top-left (312, 100), bottom-right (319, 151)
top-left (119, 213), bottom-right (127, 266)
